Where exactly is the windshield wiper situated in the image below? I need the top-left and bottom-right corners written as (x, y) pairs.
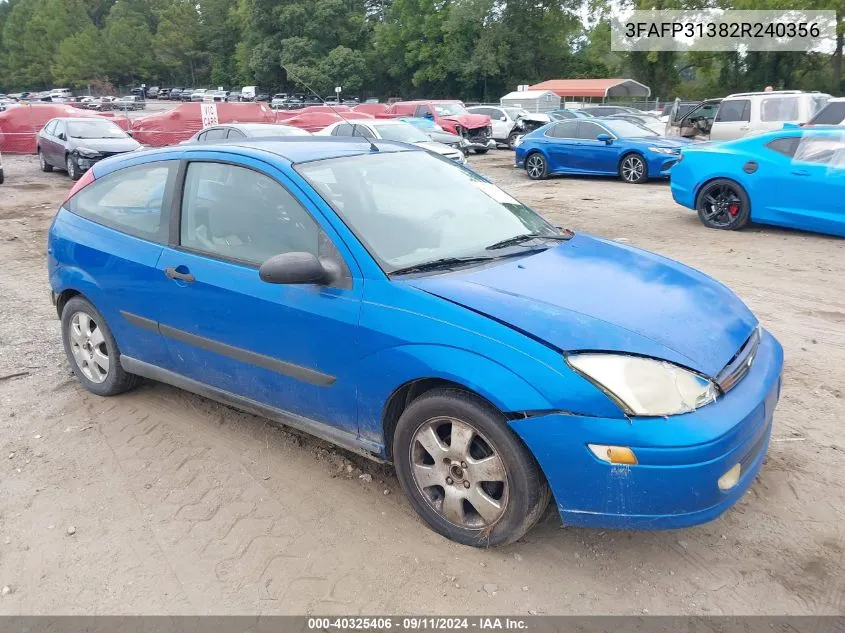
top-left (389, 256), bottom-right (496, 276)
top-left (485, 231), bottom-right (574, 250)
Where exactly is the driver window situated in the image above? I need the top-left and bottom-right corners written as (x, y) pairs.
top-left (415, 105), bottom-right (433, 117)
top-left (179, 162), bottom-right (348, 273)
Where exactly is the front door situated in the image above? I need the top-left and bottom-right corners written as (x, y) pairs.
top-left (154, 153), bottom-right (364, 434)
top-left (570, 121), bottom-right (619, 174)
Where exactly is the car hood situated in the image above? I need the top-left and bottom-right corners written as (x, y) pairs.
top-left (69, 137), bottom-right (141, 152)
top-left (414, 140), bottom-right (462, 156)
top-left (441, 113), bottom-right (490, 129)
top-left (405, 234), bottom-right (757, 378)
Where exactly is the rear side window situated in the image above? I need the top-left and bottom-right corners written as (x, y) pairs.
top-left (761, 97), bottom-right (799, 122)
top-left (716, 100), bottom-right (750, 123)
top-left (765, 137), bottom-right (801, 157)
top-left (67, 161), bottom-right (176, 243)
top-left (547, 121), bottom-right (577, 138)
top-left (809, 101), bottom-right (845, 125)
top-left (203, 127), bottom-right (227, 141)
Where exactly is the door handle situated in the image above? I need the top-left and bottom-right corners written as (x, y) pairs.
top-left (791, 169), bottom-right (810, 177)
top-left (164, 267), bottom-right (195, 283)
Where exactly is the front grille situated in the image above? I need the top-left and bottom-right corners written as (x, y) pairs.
top-left (716, 327), bottom-right (760, 393)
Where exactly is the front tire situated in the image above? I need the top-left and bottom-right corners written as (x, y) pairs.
top-left (525, 152), bottom-right (548, 180)
top-left (66, 155), bottom-right (80, 181)
top-left (507, 131), bottom-right (520, 150)
top-left (474, 148), bottom-right (489, 155)
top-left (60, 296), bottom-right (141, 396)
top-left (695, 178), bottom-right (751, 230)
top-left (39, 149), bottom-right (53, 172)
top-left (619, 153), bottom-right (648, 184)
top-left (393, 388), bottom-right (550, 547)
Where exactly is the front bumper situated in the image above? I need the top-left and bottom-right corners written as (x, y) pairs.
top-left (510, 330), bottom-right (784, 530)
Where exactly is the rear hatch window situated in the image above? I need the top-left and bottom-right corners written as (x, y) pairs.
top-left (808, 101), bottom-right (845, 125)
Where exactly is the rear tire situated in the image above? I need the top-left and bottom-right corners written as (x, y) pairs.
top-left (60, 296), bottom-right (141, 397)
top-left (525, 152), bottom-right (548, 180)
top-left (393, 388), bottom-right (550, 547)
top-left (695, 178), bottom-right (751, 230)
top-left (39, 150), bottom-right (53, 173)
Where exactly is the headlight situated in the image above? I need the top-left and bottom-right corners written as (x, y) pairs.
top-left (648, 146), bottom-right (679, 155)
top-left (75, 148), bottom-right (100, 158)
top-left (566, 354), bottom-right (717, 416)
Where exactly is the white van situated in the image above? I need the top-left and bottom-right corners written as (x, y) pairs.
top-left (240, 86), bottom-right (257, 102)
top-left (709, 90), bottom-right (830, 141)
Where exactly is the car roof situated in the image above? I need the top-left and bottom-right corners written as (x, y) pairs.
top-left (103, 138), bottom-right (420, 172)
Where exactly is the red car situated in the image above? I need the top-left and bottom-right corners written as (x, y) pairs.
top-left (379, 100), bottom-right (495, 153)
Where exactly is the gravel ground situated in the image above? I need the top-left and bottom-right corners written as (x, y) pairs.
top-left (0, 149), bottom-right (843, 615)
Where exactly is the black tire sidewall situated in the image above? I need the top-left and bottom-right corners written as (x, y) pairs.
top-left (475, 148), bottom-right (488, 155)
top-left (619, 153), bottom-right (648, 184)
top-left (60, 297), bottom-right (133, 396)
top-left (696, 178), bottom-right (751, 230)
top-left (39, 150), bottom-right (53, 172)
top-left (393, 388), bottom-right (548, 547)
top-left (525, 152), bottom-right (547, 180)
top-left (66, 156), bottom-right (80, 181)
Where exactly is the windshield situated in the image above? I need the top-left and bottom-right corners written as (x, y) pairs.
top-left (433, 103), bottom-right (468, 116)
top-left (296, 151), bottom-right (559, 272)
top-left (603, 119), bottom-right (659, 138)
top-left (68, 120), bottom-right (128, 139)
top-left (373, 124), bottom-right (429, 143)
top-left (503, 107), bottom-right (527, 119)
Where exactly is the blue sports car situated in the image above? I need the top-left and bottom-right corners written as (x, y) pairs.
top-left (671, 127), bottom-right (845, 236)
top-left (48, 137), bottom-right (782, 546)
top-left (515, 118), bottom-right (692, 183)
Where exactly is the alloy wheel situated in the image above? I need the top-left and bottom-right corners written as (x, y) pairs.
top-left (526, 154), bottom-right (545, 179)
top-left (409, 416), bottom-right (508, 529)
top-left (68, 311), bottom-right (110, 383)
top-left (40, 153), bottom-right (47, 170)
top-left (700, 184), bottom-right (744, 228)
top-left (621, 155), bottom-right (645, 182)
top-left (66, 156), bottom-right (77, 180)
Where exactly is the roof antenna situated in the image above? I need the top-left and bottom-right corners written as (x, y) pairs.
top-left (281, 64), bottom-right (379, 152)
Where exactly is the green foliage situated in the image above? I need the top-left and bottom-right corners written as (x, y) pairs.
top-left (0, 0), bottom-right (841, 98)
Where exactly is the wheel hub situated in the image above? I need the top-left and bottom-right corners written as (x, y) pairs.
top-left (410, 417), bottom-right (508, 529)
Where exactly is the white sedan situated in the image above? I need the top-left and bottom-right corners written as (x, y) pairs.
top-left (317, 119), bottom-right (467, 164)
top-left (181, 123), bottom-right (311, 144)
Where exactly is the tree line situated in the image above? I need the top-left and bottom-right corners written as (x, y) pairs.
top-left (0, 0), bottom-right (842, 100)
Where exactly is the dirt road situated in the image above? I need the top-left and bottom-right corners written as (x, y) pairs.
top-left (0, 151), bottom-right (843, 615)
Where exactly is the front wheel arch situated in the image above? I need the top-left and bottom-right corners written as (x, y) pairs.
top-left (618, 151), bottom-right (648, 183)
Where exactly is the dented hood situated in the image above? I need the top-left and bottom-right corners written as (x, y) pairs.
top-left (406, 234), bottom-right (757, 378)
top-left (441, 113), bottom-right (490, 130)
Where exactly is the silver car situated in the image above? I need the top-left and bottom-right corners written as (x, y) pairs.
top-left (317, 119), bottom-right (467, 164)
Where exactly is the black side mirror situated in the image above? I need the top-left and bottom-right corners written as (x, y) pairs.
top-left (259, 252), bottom-right (338, 285)
top-left (58, 133), bottom-right (66, 141)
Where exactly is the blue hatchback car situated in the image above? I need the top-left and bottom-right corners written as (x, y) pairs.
top-left (515, 118), bottom-right (691, 183)
top-left (671, 127), bottom-right (845, 237)
top-left (48, 137), bottom-right (783, 546)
